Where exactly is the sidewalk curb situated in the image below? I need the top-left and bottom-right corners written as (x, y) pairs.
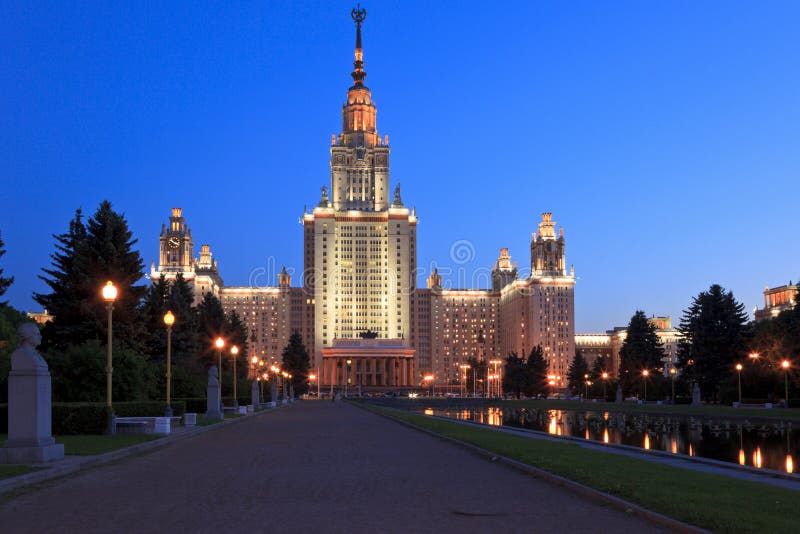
top-left (0, 403), bottom-right (291, 496)
top-left (358, 403), bottom-right (708, 534)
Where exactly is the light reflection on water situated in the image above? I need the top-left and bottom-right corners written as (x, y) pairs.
top-left (422, 406), bottom-right (798, 473)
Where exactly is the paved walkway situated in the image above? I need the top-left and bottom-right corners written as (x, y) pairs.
top-left (0, 402), bottom-right (663, 533)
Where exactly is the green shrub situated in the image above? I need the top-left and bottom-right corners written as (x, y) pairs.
top-left (113, 401), bottom-right (186, 417)
top-left (52, 403), bottom-right (112, 435)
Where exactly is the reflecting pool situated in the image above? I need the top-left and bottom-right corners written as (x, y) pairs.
top-left (421, 406), bottom-right (799, 474)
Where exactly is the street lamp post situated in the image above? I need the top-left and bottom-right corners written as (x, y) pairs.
top-left (215, 337), bottom-right (225, 409)
top-left (642, 369), bottom-right (649, 402)
top-left (102, 281), bottom-right (118, 413)
top-left (583, 373), bottom-right (589, 401)
top-left (163, 310), bottom-right (175, 416)
top-left (309, 373), bottom-right (317, 398)
top-left (601, 372), bottom-right (609, 401)
top-left (345, 359), bottom-right (352, 398)
top-left (230, 345), bottom-right (239, 408)
top-left (460, 364), bottom-right (470, 398)
top-left (735, 363), bottom-right (743, 405)
top-left (424, 374), bottom-right (434, 397)
top-left (669, 367), bottom-right (677, 404)
top-left (782, 360), bottom-right (790, 407)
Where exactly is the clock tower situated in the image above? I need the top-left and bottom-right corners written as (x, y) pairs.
top-left (159, 207), bottom-right (193, 271)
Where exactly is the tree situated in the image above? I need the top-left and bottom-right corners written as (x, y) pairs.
top-left (35, 209), bottom-right (91, 349)
top-left (618, 311), bottom-right (664, 394)
top-left (525, 345), bottom-right (549, 397)
top-left (83, 200), bottom-right (146, 351)
top-left (45, 340), bottom-right (155, 402)
top-left (197, 291), bottom-right (227, 368)
top-left (0, 304), bottom-right (28, 402)
top-left (591, 354), bottom-right (609, 379)
top-left (0, 231), bottom-right (13, 304)
top-left (678, 285), bottom-right (749, 402)
top-left (35, 202), bottom-right (146, 351)
top-left (567, 351), bottom-right (590, 396)
top-left (502, 353), bottom-right (528, 398)
top-left (281, 332), bottom-right (310, 395)
top-left (140, 274), bottom-right (170, 361)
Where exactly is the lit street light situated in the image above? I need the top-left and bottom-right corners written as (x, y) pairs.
top-left (601, 371), bottom-right (609, 401)
top-left (163, 310), bottom-right (175, 416)
top-left (735, 363), bottom-right (743, 405)
top-left (101, 281), bottom-right (118, 412)
top-left (669, 367), bottom-right (677, 404)
top-left (642, 369), bottom-right (649, 402)
top-left (215, 337), bottom-right (225, 410)
top-left (782, 360), bottom-right (790, 407)
top-left (309, 372), bottom-right (318, 398)
top-left (345, 359), bottom-right (352, 398)
top-left (423, 374), bottom-right (434, 397)
top-left (459, 364), bottom-right (470, 398)
top-left (231, 345), bottom-right (239, 408)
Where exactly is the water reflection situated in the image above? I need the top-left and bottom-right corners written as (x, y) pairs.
top-left (423, 406), bottom-right (799, 473)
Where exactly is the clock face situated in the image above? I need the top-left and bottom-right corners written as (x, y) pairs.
top-left (168, 236), bottom-right (181, 249)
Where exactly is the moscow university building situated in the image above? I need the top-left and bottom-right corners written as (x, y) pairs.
top-left (151, 14), bottom-right (575, 390)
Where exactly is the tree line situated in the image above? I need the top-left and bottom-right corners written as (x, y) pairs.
top-left (0, 201), bottom-right (310, 403)
top-left (562, 284), bottom-right (799, 404)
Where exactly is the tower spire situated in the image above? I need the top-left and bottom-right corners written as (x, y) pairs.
top-left (351, 4), bottom-right (367, 86)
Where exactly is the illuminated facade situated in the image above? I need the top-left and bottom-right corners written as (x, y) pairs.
top-left (302, 9), bottom-right (417, 381)
top-left (575, 316), bottom-right (682, 377)
top-left (755, 282), bottom-right (798, 321)
top-left (150, 208), bottom-right (223, 305)
top-left (149, 10), bottom-right (578, 389)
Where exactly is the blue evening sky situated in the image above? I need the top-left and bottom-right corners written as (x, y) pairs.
top-left (1, 1), bottom-right (798, 332)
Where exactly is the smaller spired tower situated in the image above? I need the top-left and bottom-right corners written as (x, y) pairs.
top-left (531, 213), bottom-right (567, 276)
top-left (492, 248), bottom-right (518, 290)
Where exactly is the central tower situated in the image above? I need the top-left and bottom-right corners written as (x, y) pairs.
top-left (304, 7), bottom-right (418, 375)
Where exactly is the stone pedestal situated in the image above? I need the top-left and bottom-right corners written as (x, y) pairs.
top-left (1, 323), bottom-right (64, 464)
top-left (154, 417), bottom-right (171, 435)
top-left (205, 366), bottom-right (223, 420)
top-left (691, 383), bottom-right (702, 406)
top-left (184, 413), bottom-right (197, 426)
top-left (251, 380), bottom-right (260, 409)
top-left (615, 385), bottom-right (623, 404)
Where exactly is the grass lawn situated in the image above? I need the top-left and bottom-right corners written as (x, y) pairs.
top-left (497, 399), bottom-right (800, 421)
top-left (55, 434), bottom-right (160, 456)
top-left (362, 405), bottom-right (798, 534)
top-left (0, 465), bottom-right (42, 480)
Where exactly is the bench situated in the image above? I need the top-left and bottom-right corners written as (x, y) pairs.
top-left (114, 416), bottom-right (182, 435)
top-left (733, 402), bottom-right (773, 409)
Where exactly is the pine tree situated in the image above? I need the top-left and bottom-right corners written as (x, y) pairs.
top-left (35, 209), bottom-right (91, 349)
top-left (618, 310), bottom-right (664, 394)
top-left (83, 200), bottom-right (146, 351)
top-left (166, 273), bottom-right (202, 397)
top-left (525, 345), bottom-right (549, 397)
top-left (591, 355), bottom-right (609, 379)
top-left (567, 350), bottom-right (590, 396)
top-left (197, 291), bottom-right (227, 367)
top-left (678, 285), bottom-right (749, 402)
top-left (281, 331), bottom-right (310, 395)
top-left (140, 274), bottom-right (170, 361)
top-left (502, 352), bottom-right (528, 398)
top-left (0, 231), bottom-right (13, 304)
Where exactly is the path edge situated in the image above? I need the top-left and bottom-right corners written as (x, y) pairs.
top-left (356, 402), bottom-right (708, 534)
top-left (0, 405), bottom-right (288, 496)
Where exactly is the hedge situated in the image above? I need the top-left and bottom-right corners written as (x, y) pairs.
top-left (52, 403), bottom-right (113, 435)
